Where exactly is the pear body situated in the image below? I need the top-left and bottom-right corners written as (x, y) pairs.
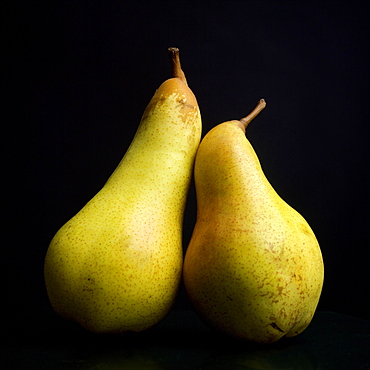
top-left (44, 77), bottom-right (201, 333)
top-left (183, 120), bottom-right (323, 343)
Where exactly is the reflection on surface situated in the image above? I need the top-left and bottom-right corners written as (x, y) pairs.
top-left (50, 332), bottom-right (321, 370)
top-left (45, 312), bottom-right (321, 369)
top-left (201, 345), bottom-right (321, 370)
top-left (55, 343), bottom-right (321, 370)
top-left (57, 350), bottom-right (166, 370)
top-left (6, 310), bottom-right (370, 369)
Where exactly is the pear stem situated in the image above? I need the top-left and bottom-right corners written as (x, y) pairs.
top-left (168, 47), bottom-right (188, 86)
top-left (238, 99), bottom-right (266, 131)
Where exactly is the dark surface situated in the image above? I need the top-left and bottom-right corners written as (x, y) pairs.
top-left (4, 310), bottom-right (370, 369)
top-left (3, 6), bottom-right (370, 370)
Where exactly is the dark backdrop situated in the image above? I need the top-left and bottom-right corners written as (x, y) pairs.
top-left (5, 1), bottom-right (370, 323)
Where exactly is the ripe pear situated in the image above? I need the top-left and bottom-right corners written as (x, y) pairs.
top-left (44, 48), bottom-right (202, 333)
top-left (183, 100), bottom-right (324, 343)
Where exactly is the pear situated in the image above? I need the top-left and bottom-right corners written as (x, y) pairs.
top-left (44, 48), bottom-right (202, 333)
top-left (183, 100), bottom-right (324, 344)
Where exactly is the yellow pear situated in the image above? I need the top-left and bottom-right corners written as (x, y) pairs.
top-left (44, 48), bottom-right (202, 333)
top-left (183, 99), bottom-right (323, 343)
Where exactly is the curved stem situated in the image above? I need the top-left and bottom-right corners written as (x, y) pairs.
top-left (168, 47), bottom-right (188, 86)
top-left (238, 99), bottom-right (266, 131)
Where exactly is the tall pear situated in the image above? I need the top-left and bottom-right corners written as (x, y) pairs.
top-left (183, 100), bottom-right (323, 344)
top-left (44, 48), bottom-right (202, 333)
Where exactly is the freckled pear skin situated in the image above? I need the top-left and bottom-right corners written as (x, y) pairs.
top-left (183, 100), bottom-right (324, 343)
top-left (44, 48), bottom-right (202, 333)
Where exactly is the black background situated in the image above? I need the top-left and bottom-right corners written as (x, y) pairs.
top-left (5, 1), bottom-right (370, 326)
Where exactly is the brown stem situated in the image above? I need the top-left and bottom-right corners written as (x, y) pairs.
top-left (238, 99), bottom-right (266, 131)
top-left (168, 47), bottom-right (188, 86)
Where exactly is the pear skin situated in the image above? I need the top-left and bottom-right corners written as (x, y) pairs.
top-left (183, 100), bottom-right (324, 343)
top-left (44, 48), bottom-right (202, 333)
